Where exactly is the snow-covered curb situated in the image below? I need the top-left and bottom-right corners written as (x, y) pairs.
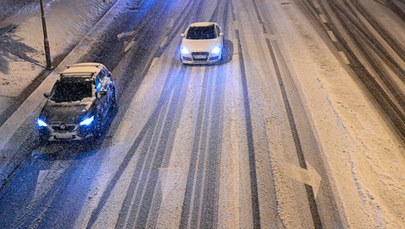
top-left (0, 0), bottom-right (127, 190)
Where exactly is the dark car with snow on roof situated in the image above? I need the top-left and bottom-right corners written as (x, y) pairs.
top-left (37, 63), bottom-right (117, 142)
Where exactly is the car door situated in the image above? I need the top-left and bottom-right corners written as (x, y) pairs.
top-left (96, 71), bottom-right (108, 119)
top-left (101, 68), bottom-right (114, 110)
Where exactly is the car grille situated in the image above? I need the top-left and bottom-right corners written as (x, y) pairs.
top-left (192, 52), bottom-right (209, 61)
top-left (51, 124), bottom-right (77, 132)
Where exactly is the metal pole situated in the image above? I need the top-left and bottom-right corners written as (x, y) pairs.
top-left (39, 0), bottom-right (52, 69)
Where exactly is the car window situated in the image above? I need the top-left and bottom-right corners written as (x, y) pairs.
top-left (95, 72), bottom-right (103, 92)
top-left (50, 79), bottom-right (93, 102)
top-left (186, 25), bottom-right (217, 40)
top-left (101, 68), bottom-right (108, 78)
top-left (215, 25), bottom-right (220, 35)
top-left (98, 70), bottom-right (105, 82)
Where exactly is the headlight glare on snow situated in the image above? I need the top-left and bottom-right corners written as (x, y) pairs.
top-left (211, 46), bottom-right (221, 55)
top-left (37, 118), bottom-right (48, 127)
top-left (79, 116), bottom-right (94, 126)
top-left (181, 47), bottom-right (189, 55)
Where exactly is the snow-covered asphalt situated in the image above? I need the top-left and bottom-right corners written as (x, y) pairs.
top-left (0, 0), bottom-right (404, 228)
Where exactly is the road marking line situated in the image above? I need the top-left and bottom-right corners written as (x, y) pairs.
top-left (265, 34), bottom-right (278, 40)
top-left (280, 161), bottom-right (322, 197)
top-left (33, 170), bottom-right (48, 199)
top-left (150, 57), bottom-right (160, 68)
top-left (319, 14), bottom-right (327, 23)
top-left (327, 30), bottom-right (338, 42)
top-left (124, 40), bottom-right (135, 53)
top-left (338, 51), bottom-right (351, 65)
top-left (233, 38), bottom-right (239, 54)
top-left (159, 36), bottom-right (168, 48)
top-left (117, 30), bottom-right (135, 40)
top-left (32, 162), bottom-right (68, 201)
top-left (313, 1), bottom-right (321, 9)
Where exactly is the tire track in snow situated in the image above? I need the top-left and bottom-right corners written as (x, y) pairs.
top-left (86, 61), bottom-right (186, 228)
top-left (230, 0), bottom-right (264, 227)
top-left (117, 65), bottom-right (190, 229)
top-left (179, 1), bottom-right (231, 228)
top-left (156, 0), bottom-right (204, 58)
top-left (88, 0), bottom-right (207, 227)
top-left (179, 67), bottom-right (215, 229)
top-left (265, 38), bottom-right (323, 229)
top-left (112, 2), bottom-right (215, 226)
top-left (235, 28), bottom-right (262, 229)
top-left (299, 0), bottom-right (405, 140)
top-left (251, 0), bottom-right (342, 227)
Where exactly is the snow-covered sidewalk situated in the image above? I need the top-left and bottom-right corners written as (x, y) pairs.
top-left (0, 0), bottom-right (116, 124)
top-left (0, 0), bottom-right (133, 189)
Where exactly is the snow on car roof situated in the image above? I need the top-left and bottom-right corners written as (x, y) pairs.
top-left (60, 62), bottom-right (104, 77)
top-left (189, 22), bottom-right (216, 27)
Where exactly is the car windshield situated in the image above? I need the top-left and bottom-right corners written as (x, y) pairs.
top-left (186, 25), bottom-right (217, 40)
top-left (50, 79), bottom-right (93, 102)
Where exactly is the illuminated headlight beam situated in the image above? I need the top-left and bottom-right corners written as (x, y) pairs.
top-left (211, 46), bottom-right (221, 55)
top-left (37, 119), bottom-right (48, 127)
top-left (181, 47), bottom-right (189, 55)
top-left (80, 116), bottom-right (94, 126)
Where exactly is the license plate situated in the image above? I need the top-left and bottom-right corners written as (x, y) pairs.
top-left (193, 55), bottom-right (207, 60)
top-left (54, 133), bottom-right (74, 139)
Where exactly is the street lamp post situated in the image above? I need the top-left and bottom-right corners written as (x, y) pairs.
top-left (39, 0), bottom-right (52, 69)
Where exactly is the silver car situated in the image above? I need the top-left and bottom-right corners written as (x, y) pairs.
top-left (180, 22), bottom-right (224, 64)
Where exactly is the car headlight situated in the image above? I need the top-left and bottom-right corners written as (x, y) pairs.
top-left (181, 47), bottom-right (189, 55)
top-left (80, 116), bottom-right (94, 126)
top-left (211, 46), bottom-right (221, 55)
top-left (37, 118), bottom-right (48, 127)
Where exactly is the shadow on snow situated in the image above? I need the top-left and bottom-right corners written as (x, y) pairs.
top-left (0, 24), bottom-right (43, 74)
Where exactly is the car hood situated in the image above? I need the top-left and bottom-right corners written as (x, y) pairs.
top-left (181, 38), bottom-right (221, 53)
top-left (41, 98), bottom-right (94, 124)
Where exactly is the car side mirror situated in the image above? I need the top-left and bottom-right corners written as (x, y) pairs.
top-left (219, 33), bottom-right (224, 37)
top-left (181, 33), bottom-right (185, 38)
top-left (100, 90), bottom-right (107, 97)
top-left (43, 92), bottom-right (50, 98)
top-left (95, 90), bottom-right (106, 99)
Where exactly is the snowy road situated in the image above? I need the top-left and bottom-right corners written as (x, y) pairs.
top-left (299, 0), bottom-right (405, 140)
top-left (0, 0), bottom-right (404, 228)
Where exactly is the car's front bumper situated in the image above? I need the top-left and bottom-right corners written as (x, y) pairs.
top-left (180, 51), bottom-right (221, 64)
top-left (39, 123), bottom-right (94, 141)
